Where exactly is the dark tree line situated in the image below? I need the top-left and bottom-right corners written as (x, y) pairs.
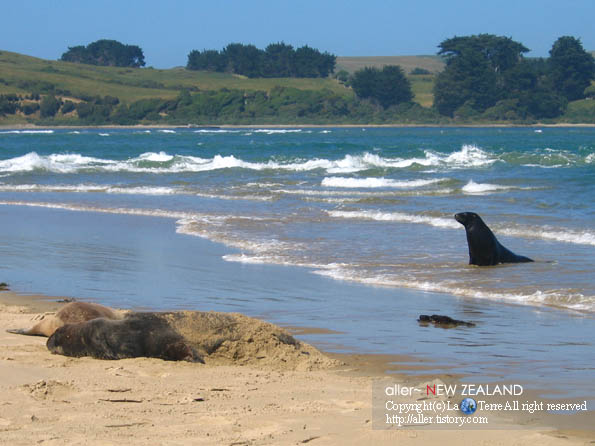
top-left (433, 34), bottom-right (595, 119)
top-left (61, 39), bottom-right (145, 67)
top-left (186, 42), bottom-right (336, 78)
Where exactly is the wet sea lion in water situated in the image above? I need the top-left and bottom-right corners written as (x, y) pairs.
top-left (454, 212), bottom-right (533, 266)
top-left (6, 302), bottom-right (120, 337)
top-left (46, 312), bottom-right (202, 362)
top-left (418, 314), bottom-right (475, 328)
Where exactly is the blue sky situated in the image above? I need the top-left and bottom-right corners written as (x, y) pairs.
top-left (2, 0), bottom-right (594, 68)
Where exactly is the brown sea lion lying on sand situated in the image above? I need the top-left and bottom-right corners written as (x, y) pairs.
top-left (6, 302), bottom-right (121, 337)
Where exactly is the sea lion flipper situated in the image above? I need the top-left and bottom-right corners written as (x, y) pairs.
top-left (6, 327), bottom-right (50, 337)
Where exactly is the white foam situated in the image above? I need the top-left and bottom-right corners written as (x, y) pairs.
top-left (0, 148), bottom-right (495, 175)
top-left (0, 130), bottom-right (54, 134)
top-left (461, 180), bottom-right (513, 194)
top-left (0, 184), bottom-right (102, 193)
top-left (193, 129), bottom-right (241, 134)
top-left (322, 177), bottom-right (446, 189)
top-left (441, 144), bottom-right (496, 167)
top-left (327, 210), bottom-right (459, 229)
top-left (105, 186), bottom-right (177, 195)
top-left (138, 151), bottom-right (174, 162)
top-left (0, 183), bottom-right (275, 201)
top-left (275, 188), bottom-right (454, 198)
top-left (0, 200), bottom-right (196, 220)
top-left (253, 129), bottom-right (302, 134)
top-left (98, 133), bottom-right (110, 137)
top-left (158, 129), bottom-right (176, 134)
top-left (501, 227), bottom-right (595, 247)
top-left (314, 265), bottom-right (595, 311)
top-left (586, 153), bottom-right (594, 164)
top-left (0, 152), bottom-right (109, 173)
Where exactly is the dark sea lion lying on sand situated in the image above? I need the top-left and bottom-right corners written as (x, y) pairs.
top-left (47, 312), bottom-right (202, 362)
top-left (6, 302), bottom-right (121, 337)
top-left (418, 314), bottom-right (475, 328)
top-left (45, 310), bottom-right (328, 368)
top-left (454, 212), bottom-right (533, 266)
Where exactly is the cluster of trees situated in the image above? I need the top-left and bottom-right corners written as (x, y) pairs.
top-left (350, 65), bottom-right (413, 108)
top-left (433, 34), bottom-right (595, 120)
top-left (61, 39), bottom-right (145, 67)
top-left (187, 43), bottom-right (336, 78)
top-left (0, 94), bottom-right (20, 115)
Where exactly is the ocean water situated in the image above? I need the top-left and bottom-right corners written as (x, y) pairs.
top-left (0, 127), bottom-right (594, 397)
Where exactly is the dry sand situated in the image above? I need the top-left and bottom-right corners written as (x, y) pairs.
top-left (0, 291), bottom-right (592, 445)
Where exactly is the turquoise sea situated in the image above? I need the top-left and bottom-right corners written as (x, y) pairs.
top-left (0, 127), bottom-right (593, 398)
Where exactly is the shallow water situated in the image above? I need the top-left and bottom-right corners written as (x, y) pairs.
top-left (0, 127), bottom-right (594, 398)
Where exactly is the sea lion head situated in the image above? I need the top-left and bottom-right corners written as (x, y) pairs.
top-left (454, 212), bottom-right (482, 228)
top-left (46, 325), bottom-right (76, 356)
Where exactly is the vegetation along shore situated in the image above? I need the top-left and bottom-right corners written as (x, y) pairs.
top-left (0, 35), bottom-right (594, 126)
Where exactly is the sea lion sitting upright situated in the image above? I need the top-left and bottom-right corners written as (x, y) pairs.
top-left (454, 212), bottom-right (533, 266)
top-left (46, 312), bottom-right (202, 363)
top-left (6, 302), bottom-right (121, 337)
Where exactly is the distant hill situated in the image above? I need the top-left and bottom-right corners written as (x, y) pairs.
top-left (336, 56), bottom-right (444, 74)
top-left (0, 50), bottom-right (350, 104)
top-left (0, 49), bottom-right (439, 122)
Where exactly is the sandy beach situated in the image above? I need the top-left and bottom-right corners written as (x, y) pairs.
top-left (0, 291), bottom-right (592, 445)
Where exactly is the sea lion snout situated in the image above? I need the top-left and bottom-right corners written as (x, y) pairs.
top-left (46, 333), bottom-right (63, 355)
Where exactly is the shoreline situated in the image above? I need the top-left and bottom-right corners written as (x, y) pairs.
top-left (2, 123), bottom-right (595, 130)
top-left (1, 290), bottom-right (593, 444)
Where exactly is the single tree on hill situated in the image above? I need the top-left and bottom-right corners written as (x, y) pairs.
top-left (61, 39), bottom-right (145, 68)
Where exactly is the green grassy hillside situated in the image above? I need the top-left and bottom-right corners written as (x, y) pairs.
top-left (0, 50), bottom-right (352, 103)
top-left (0, 50), bottom-right (441, 124)
top-left (336, 55), bottom-right (444, 74)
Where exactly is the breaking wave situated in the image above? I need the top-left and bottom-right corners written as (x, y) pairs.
top-left (461, 180), bottom-right (514, 194)
top-left (321, 177), bottom-right (447, 189)
top-left (0, 130), bottom-right (54, 134)
top-left (1, 144), bottom-right (591, 175)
